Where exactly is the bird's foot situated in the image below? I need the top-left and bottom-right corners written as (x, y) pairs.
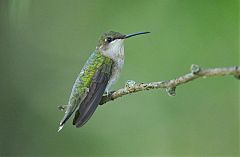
top-left (104, 89), bottom-right (109, 96)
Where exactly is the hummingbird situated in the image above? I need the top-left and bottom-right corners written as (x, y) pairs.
top-left (58, 31), bottom-right (150, 132)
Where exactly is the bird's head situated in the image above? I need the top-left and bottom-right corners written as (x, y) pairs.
top-left (97, 31), bottom-right (150, 57)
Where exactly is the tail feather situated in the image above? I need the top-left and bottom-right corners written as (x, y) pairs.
top-left (58, 107), bottom-right (76, 132)
top-left (58, 124), bottom-right (64, 132)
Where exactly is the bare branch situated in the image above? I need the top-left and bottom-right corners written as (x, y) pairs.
top-left (99, 65), bottom-right (240, 105)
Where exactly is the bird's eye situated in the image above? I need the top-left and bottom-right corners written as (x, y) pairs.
top-left (106, 37), bottom-right (113, 43)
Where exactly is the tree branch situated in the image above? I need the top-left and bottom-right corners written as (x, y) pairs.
top-left (99, 65), bottom-right (240, 105)
top-left (58, 65), bottom-right (240, 111)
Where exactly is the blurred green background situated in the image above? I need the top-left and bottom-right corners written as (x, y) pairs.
top-left (0, 0), bottom-right (239, 156)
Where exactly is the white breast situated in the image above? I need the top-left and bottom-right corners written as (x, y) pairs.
top-left (102, 39), bottom-right (125, 90)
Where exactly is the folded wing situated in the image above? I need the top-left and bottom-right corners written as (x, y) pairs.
top-left (73, 63), bottom-right (112, 127)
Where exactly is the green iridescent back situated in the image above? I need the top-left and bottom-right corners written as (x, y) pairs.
top-left (74, 51), bottom-right (112, 97)
top-left (59, 51), bottom-right (113, 126)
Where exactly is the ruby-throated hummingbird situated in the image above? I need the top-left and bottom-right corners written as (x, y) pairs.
top-left (58, 31), bottom-right (150, 131)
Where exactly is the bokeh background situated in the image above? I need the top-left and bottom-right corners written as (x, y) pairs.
top-left (0, 0), bottom-right (239, 156)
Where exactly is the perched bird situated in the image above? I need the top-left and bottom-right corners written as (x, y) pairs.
top-left (58, 31), bottom-right (150, 131)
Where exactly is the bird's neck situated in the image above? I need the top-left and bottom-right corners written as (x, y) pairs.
top-left (100, 40), bottom-right (125, 62)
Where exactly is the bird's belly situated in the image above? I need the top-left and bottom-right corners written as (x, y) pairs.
top-left (106, 58), bottom-right (124, 90)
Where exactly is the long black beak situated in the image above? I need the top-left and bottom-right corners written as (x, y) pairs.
top-left (124, 31), bottom-right (150, 39)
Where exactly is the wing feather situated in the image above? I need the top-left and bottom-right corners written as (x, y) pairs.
top-left (73, 63), bottom-right (112, 127)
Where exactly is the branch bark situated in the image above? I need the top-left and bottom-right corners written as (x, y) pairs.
top-left (99, 65), bottom-right (240, 105)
